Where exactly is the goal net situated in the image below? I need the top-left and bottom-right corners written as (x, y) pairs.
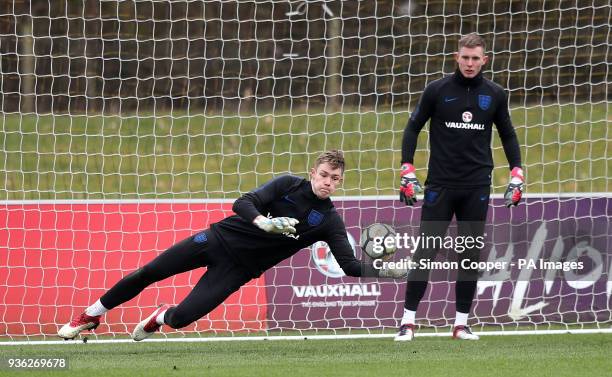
top-left (0, 1), bottom-right (610, 340)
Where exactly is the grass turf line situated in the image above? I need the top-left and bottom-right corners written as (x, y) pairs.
top-left (0, 334), bottom-right (610, 376)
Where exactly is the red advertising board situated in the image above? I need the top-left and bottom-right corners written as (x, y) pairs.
top-left (0, 202), bottom-right (267, 336)
top-left (1, 197), bottom-right (610, 337)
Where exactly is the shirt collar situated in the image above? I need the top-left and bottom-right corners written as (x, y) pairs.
top-left (453, 69), bottom-right (484, 87)
top-left (305, 179), bottom-right (332, 204)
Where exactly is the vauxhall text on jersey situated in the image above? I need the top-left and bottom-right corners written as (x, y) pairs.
top-left (212, 175), bottom-right (374, 278)
top-left (401, 70), bottom-right (521, 187)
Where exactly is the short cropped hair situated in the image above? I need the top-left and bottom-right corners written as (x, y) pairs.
top-left (314, 150), bottom-right (345, 173)
top-left (458, 33), bottom-right (486, 52)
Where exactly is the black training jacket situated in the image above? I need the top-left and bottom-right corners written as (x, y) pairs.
top-left (211, 175), bottom-right (376, 278)
top-left (402, 70), bottom-right (522, 187)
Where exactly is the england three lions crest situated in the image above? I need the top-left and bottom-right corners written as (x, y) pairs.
top-left (308, 209), bottom-right (324, 226)
top-left (478, 95), bottom-right (492, 111)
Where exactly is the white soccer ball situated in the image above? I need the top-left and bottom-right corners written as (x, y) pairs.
top-left (360, 223), bottom-right (397, 259)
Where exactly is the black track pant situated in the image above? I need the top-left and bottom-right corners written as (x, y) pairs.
top-left (99, 230), bottom-right (251, 329)
top-left (404, 184), bottom-right (490, 314)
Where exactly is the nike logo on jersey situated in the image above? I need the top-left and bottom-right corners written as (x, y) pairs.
top-left (444, 97), bottom-right (458, 102)
top-left (282, 195), bottom-right (297, 205)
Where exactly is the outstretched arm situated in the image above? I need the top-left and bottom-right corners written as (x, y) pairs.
top-left (326, 216), bottom-right (406, 278)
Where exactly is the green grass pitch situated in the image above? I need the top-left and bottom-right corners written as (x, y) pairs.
top-left (1, 334), bottom-right (611, 376)
top-left (1, 103), bottom-right (609, 199)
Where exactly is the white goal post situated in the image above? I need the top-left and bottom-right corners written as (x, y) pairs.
top-left (0, 1), bottom-right (610, 341)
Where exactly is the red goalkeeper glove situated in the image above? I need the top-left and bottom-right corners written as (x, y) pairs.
top-left (504, 167), bottom-right (524, 207)
top-left (399, 163), bottom-right (423, 206)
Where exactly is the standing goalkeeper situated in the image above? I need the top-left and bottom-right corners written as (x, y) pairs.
top-left (395, 33), bottom-right (524, 341)
top-left (58, 150), bottom-right (405, 341)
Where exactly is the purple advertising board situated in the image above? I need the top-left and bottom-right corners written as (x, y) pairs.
top-left (264, 196), bottom-right (611, 330)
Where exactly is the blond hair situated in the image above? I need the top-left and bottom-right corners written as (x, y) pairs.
top-left (314, 150), bottom-right (345, 173)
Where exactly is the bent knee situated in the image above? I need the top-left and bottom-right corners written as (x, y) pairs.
top-left (163, 308), bottom-right (197, 329)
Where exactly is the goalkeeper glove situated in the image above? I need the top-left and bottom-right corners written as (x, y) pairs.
top-left (378, 265), bottom-right (408, 279)
top-left (504, 167), bottom-right (524, 208)
top-left (399, 163), bottom-right (423, 206)
top-left (253, 216), bottom-right (299, 234)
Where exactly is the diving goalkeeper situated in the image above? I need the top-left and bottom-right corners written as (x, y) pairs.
top-left (58, 150), bottom-right (405, 341)
top-left (395, 33), bottom-right (524, 341)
